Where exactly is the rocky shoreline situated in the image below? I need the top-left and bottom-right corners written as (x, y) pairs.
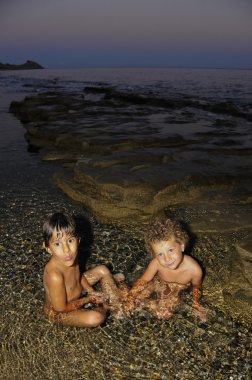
top-left (1, 80), bottom-right (251, 379)
top-left (9, 86), bottom-right (252, 225)
top-left (9, 85), bottom-right (252, 325)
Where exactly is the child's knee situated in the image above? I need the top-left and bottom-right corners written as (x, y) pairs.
top-left (96, 264), bottom-right (110, 277)
top-left (87, 310), bottom-right (106, 327)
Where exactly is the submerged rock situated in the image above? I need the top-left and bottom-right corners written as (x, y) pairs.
top-left (9, 89), bottom-right (252, 226)
top-left (9, 88), bottom-right (252, 229)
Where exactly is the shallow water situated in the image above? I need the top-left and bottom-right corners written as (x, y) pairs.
top-left (3, 67), bottom-right (252, 184)
top-left (0, 70), bottom-right (251, 379)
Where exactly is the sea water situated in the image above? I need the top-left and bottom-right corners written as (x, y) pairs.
top-left (1, 67), bottom-right (252, 102)
top-left (0, 67), bottom-right (251, 180)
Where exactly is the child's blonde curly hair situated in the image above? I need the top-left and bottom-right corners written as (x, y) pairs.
top-left (144, 217), bottom-right (189, 257)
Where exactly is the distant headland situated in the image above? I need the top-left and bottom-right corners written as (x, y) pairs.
top-left (0, 60), bottom-right (44, 70)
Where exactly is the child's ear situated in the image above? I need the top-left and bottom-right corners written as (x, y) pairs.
top-left (43, 242), bottom-right (52, 254)
top-left (181, 244), bottom-right (185, 252)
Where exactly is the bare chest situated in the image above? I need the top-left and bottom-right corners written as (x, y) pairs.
top-left (158, 267), bottom-right (192, 285)
top-left (64, 267), bottom-right (82, 301)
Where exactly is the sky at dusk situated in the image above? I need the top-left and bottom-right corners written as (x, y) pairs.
top-left (1, 0), bottom-right (252, 69)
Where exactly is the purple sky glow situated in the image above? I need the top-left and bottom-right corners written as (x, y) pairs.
top-left (1, 0), bottom-right (252, 69)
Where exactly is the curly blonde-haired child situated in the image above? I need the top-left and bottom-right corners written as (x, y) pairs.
top-left (124, 217), bottom-right (208, 321)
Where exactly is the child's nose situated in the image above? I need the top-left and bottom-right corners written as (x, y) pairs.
top-left (63, 242), bottom-right (70, 253)
top-left (164, 252), bottom-right (171, 261)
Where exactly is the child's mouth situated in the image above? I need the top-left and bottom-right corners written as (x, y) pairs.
top-left (166, 261), bottom-right (175, 267)
top-left (64, 256), bottom-right (73, 262)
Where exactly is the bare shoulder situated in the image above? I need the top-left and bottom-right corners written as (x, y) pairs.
top-left (183, 255), bottom-right (203, 276)
top-left (149, 257), bottom-right (159, 268)
top-left (44, 261), bottom-right (64, 287)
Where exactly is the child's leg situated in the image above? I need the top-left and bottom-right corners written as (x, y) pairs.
top-left (113, 273), bottom-right (130, 302)
top-left (84, 265), bottom-right (120, 301)
top-left (44, 305), bottom-right (107, 328)
top-left (124, 279), bottom-right (156, 315)
top-left (143, 297), bottom-right (178, 319)
top-left (143, 282), bottom-right (186, 320)
top-left (84, 264), bottom-right (118, 286)
top-left (84, 265), bottom-right (124, 318)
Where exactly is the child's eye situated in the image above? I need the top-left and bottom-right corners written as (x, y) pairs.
top-left (158, 252), bottom-right (163, 256)
top-left (68, 237), bottom-right (75, 243)
top-left (54, 242), bottom-right (61, 247)
top-left (168, 249), bottom-right (174, 253)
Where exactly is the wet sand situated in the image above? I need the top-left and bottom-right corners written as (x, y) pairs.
top-left (0, 86), bottom-right (251, 379)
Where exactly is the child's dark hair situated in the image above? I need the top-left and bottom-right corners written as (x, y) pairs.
top-left (144, 217), bottom-right (189, 256)
top-left (43, 212), bottom-right (78, 247)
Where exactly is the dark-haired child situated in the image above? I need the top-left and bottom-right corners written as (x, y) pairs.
top-left (43, 212), bottom-right (124, 327)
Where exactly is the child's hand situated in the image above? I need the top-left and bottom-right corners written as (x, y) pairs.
top-left (192, 305), bottom-right (209, 322)
top-left (89, 291), bottom-right (108, 304)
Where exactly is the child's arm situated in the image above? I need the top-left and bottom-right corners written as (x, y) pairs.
top-left (47, 272), bottom-right (103, 313)
top-left (130, 258), bottom-right (158, 293)
top-left (135, 258), bottom-right (159, 283)
top-left (64, 294), bottom-right (102, 312)
top-left (124, 259), bottom-right (158, 313)
top-left (192, 284), bottom-right (203, 309)
top-left (191, 265), bottom-right (208, 321)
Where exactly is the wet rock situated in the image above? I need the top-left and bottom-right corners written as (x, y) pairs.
top-left (235, 234), bottom-right (252, 284)
top-left (54, 167), bottom-right (252, 228)
top-left (7, 87), bottom-right (252, 331)
top-left (10, 151), bottom-right (252, 380)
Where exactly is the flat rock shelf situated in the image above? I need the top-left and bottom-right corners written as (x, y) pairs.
top-left (1, 75), bottom-right (251, 379)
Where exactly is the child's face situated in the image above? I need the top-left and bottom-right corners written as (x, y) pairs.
top-left (151, 237), bottom-right (184, 270)
top-left (45, 228), bottom-right (80, 267)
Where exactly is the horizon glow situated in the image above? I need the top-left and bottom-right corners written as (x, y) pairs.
top-left (1, 0), bottom-right (252, 69)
